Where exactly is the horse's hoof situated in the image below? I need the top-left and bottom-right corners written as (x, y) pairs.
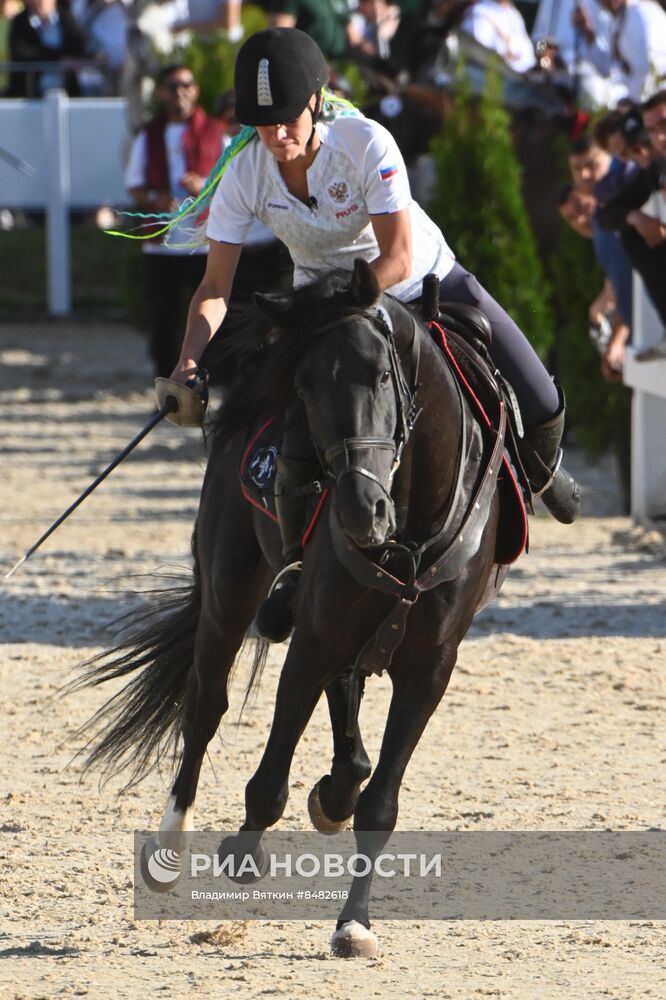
top-left (139, 836), bottom-right (183, 893)
top-left (217, 835), bottom-right (268, 883)
top-left (308, 780), bottom-right (350, 835)
top-left (330, 920), bottom-right (379, 959)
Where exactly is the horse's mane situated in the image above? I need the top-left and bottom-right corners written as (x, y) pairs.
top-left (207, 272), bottom-right (381, 446)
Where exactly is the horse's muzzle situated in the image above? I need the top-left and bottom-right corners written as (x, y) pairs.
top-left (334, 471), bottom-right (396, 549)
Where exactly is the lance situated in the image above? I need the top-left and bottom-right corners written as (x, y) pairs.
top-left (5, 376), bottom-right (207, 580)
top-left (0, 144), bottom-right (36, 177)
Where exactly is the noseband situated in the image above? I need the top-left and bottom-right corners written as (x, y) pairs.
top-left (314, 306), bottom-right (421, 499)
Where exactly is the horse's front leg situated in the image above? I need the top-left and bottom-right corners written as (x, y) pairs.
top-left (331, 642), bottom-right (457, 958)
top-left (218, 626), bottom-right (330, 878)
top-left (244, 625), bottom-right (335, 832)
top-left (308, 668), bottom-right (372, 834)
top-left (217, 625), bottom-right (334, 881)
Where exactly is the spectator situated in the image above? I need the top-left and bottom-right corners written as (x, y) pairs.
top-left (594, 106), bottom-right (633, 159)
top-left (558, 184), bottom-right (630, 380)
top-left (171, 0), bottom-right (244, 41)
top-left (630, 90), bottom-right (666, 355)
top-left (350, 0), bottom-right (401, 60)
top-left (73, 0), bottom-right (130, 95)
top-left (569, 131), bottom-right (614, 196)
top-left (619, 107), bottom-right (654, 167)
top-left (558, 183), bottom-right (596, 237)
top-left (642, 89), bottom-right (666, 158)
top-left (459, 0), bottom-right (536, 73)
top-left (125, 63), bottom-right (225, 377)
top-left (568, 133), bottom-right (634, 331)
top-left (263, 0), bottom-right (355, 60)
top-left (531, 0), bottom-right (613, 107)
top-left (594, 106), bottom-right (666, 330)
top-left (628, 90), bottom-right (666, 360)
top-left (573, 0), bottom-right (666, 105)
top-left (8, 0), bottom-right (87, 97)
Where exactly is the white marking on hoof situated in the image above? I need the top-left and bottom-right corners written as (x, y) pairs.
top-left (158, 796), bottom-right (194, 852)
top-left (307, 781), bottom-right (350, 835)
top-left (330, 920), bottom-right (379, 959)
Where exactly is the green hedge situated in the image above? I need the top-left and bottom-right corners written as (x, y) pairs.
top-left (180, 4), bottom-right (268, 113)
top-left (0, 222), bottom-right (137, 316)
top-left (428, 74), bottom-right (554, 360)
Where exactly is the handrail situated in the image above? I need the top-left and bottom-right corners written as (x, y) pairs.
top-left (0, 60), bottom-right (116, 74)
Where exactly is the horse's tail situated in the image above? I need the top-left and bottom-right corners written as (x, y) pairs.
top-left (242, 635), bottom-right (271, 716)
top-left (67, 532), bottom-right (202, 788)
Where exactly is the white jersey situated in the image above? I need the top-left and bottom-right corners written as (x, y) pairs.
top-left (206, 114), bottom-right (455, 302)
top-left (460, 0), bottom-right (536, 73)
top-left (584, 0), bottom-right (666, 103)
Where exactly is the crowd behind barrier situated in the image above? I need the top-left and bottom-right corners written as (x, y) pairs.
top-left (1, 0), bottom-right (665, 516)
top-left (2, 2), bottom-right (666, 104)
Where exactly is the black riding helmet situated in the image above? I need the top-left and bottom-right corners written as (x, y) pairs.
top-left (234, 28), bottom-right (329, 128)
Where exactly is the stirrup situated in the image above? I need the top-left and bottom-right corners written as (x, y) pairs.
top-left (539, 455), bottom-right (581, 525)
top-left (531, 447), bottom-right (563, 500)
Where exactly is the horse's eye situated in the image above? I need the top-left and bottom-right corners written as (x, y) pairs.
top-left (380, 371), bottom-right (391, 388)
top-left (296, 386), bottom-right (306, 400)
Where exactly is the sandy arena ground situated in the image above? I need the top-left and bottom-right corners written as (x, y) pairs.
top-left (1, 320), bottom-right (665, 999)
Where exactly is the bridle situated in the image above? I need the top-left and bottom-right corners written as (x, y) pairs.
top-left (309, 304), bottom-right (422, 501)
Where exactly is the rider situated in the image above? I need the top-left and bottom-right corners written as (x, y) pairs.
top-left (166, 27), bottom-right (580, 639)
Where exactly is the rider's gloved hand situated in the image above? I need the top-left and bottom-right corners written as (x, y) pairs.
top-left (186, 368), bottom-right (209, 408)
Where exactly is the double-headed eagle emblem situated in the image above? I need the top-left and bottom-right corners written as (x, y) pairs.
top-left (328, 181), bottom-right (349, 204)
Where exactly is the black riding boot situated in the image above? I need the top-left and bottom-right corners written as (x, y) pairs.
top-left (254, 457), bottom-right (316, 643)
top-left (519, 389), bottom-right (581, 524)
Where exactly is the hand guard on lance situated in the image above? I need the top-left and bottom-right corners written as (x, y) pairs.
top-left (154, 371), bottom-right (208, 428)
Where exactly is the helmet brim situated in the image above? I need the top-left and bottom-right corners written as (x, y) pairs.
top-left (235, 97), bottom-right (313, 128)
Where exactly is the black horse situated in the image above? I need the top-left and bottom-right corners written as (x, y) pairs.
top-left (75, 258), bottom-right (510, 957)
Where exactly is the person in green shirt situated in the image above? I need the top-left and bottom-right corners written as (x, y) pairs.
top-left (264, 0), bottom-right (354, 59)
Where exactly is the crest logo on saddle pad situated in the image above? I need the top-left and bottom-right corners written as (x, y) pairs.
top-left (327, 181), bottom-right (350, 205)
top-left (249, 446), bottom-right (278, 488)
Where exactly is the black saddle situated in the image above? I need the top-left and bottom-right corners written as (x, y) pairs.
top-left (438, 302), bottom-right (493, 353)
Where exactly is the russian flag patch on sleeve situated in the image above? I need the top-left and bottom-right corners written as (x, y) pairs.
top-left (379, 165), bottom-right (398, 181)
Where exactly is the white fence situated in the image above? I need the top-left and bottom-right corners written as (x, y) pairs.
top-left (0, 91), bottom-right (129, 314)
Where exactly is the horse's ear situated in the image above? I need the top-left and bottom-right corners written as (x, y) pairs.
top-left (350, 258), bottom-right (381, 307)
top-left (254, 291), bottom-right (291, 324)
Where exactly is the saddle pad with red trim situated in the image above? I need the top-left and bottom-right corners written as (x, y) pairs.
top-left (239, 415), bottom-right (329, 547)
top-left (431, 323), bottom-right (528, 565)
